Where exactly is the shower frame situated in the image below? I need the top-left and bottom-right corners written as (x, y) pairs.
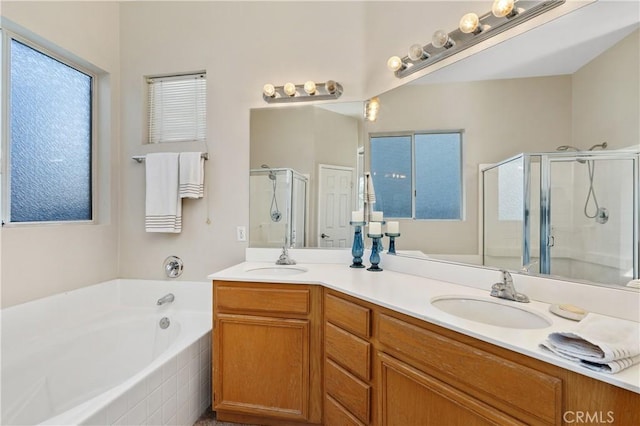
top-left (482, 150), bottom-right (639, 283)
top-left (249, 167), bottom-right (309, 248)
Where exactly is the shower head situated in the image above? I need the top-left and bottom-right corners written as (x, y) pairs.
top-left (588, 142), bottom-right (608, 151)
top-left (261, 164), bottom-right (277, 180)
top-left (556, 145), bottom-right (587, 163)
top-left (556, 145), bottom-right (580, 152)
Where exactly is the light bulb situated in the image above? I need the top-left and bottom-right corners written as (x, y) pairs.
top-left (492, 0), bottom-right (515, 18)
top-left (459, 12), bottom-right (480, 34)
top-left (283, 82), bottom-right (296, 97)
top-left (432, 30), bottom-right (453, 49)
top-left (262, 83), bottom-right (276, 97)
top-left (303, 80), bottom-right (316, 95)
top-left (387, 55), bottom-right (404, 72)
top-left (365, 97), bottom-right (380, 122)
top-left (325, 80), bottom-right (337, 94)
top-left (408, 44), bottom-right (428, 61)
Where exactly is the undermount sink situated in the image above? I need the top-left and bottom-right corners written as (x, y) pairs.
top-left (243, 266), bottom-right (308, 276)
top-left (430, 295), bottom-right (552, 329)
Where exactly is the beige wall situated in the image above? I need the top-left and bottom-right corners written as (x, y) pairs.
top-left (572, 29), bottom-right (639, 150)
top-left (366, 76), bottom-right (573, 254)
top-left (1, 1), bottom-right (120, 307)
top-left (118, 1), bottom-right (366, 282)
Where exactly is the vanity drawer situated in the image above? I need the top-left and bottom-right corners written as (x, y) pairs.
top-left (325, 293), bottom-right (371, 338)
top-left (325, 395), bottom-right (366, 426)
top-left (214, 282), bottom-right (310, 315)
top-left (325, 358), bottom-right (370, 424)
top-left (377, 313), bottom-right (562, 425)
top-left (325, 322), bottom-right (371, 381)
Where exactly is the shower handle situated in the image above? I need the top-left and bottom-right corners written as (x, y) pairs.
top-left (321, 233), bottom-right (331, 239)
top-left (547, 235), bottom-right (555, 247)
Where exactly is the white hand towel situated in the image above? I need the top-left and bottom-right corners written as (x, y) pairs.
top-left (179, 152), bottom-right (205, 199)
top-left (145, 153), bottom-right (182, 233)
top-left (365, 172), bottom-right (376, 204)
top-left (539, 313), bottom-right (640, 374)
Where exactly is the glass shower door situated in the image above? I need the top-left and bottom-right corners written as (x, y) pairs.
top-left (544, 155), bottom-right (637, 285)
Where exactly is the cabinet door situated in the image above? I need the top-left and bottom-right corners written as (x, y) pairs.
top-left (376, 352), bottom-right (525, 426)
top-left (214, 313), bottom-right (310, 421)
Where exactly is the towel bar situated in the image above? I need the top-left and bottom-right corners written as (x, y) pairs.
top-left (132, 153), bottom-right (209, 163)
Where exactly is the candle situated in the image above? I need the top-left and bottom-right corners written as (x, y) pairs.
top-left (387, 221), bottom-right (399, 234)
top-left (371, 211), bottom-right (383, 222)
top-left (351, 210), bottom-right (364, 222)
top-left (369, 222), bottom-right (382, 235)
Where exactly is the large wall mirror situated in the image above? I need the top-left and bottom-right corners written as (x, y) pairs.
top-left (250, 0), bottom-right (639, 290)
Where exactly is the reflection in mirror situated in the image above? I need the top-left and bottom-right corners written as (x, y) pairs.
top-left (250, 104), bottom-right (364, 248)
top-left (482, 152), bottom-right (638, 287)
top-left (249, 1), bottom-right (639, 290)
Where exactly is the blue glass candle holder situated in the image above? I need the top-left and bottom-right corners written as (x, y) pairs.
top-left (367, 233), bottom-right (383, 272)
top-left (349, 221), bottom-right (366, 268)
top-left (385, 232), bottom-right (401, 255)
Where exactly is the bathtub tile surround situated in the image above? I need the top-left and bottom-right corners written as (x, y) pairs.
top-left (80, 333), bottom-right (211, 426)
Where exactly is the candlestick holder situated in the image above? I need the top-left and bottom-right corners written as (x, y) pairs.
top-left (349, 221), bottom-right (366, 268)
top-left (385, 232), bottom-right (401, 255)
top-left (367, 233), bottom-right (383, 272)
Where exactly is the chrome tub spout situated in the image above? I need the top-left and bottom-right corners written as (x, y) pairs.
top-left (157, 293), bottom-right (175, 306)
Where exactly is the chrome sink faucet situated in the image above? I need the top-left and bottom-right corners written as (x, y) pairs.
top-left (276, 246), bottom-right (296, 265)
top-left (491, 270), bottom-right (529, 303)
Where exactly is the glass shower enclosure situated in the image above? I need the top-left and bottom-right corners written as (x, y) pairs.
top-left (482, 150), bottom-right (639, 286)
top-left (249, 168), bottom-right (308, 248)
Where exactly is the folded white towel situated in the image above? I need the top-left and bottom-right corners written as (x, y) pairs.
top-left (179, 152), bottom-right (205, 199)
top-left (365, 172), bottom-right (376, 204)
top-left (539, 313), bottom-right (640, 374)
top-left (145, 153), bottom-right (182, 233)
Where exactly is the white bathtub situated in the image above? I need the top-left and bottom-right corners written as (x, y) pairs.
top-left (0, 279), bottom-right (212, 425)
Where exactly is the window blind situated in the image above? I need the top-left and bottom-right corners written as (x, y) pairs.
top-left (147, 72), bottom-right (206, 143)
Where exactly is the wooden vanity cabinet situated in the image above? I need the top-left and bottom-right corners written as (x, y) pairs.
top-left (212, 280), bottom-right (322, 426)
top-left (324, 288), bottom-right (640, 426)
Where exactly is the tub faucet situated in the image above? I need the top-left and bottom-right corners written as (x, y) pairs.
top-left (157, 293), bottom-right (175, 306)
top-left (276, 246), bottom-right (296, 265)
top-left (490, 271), bottom-right (529, 303)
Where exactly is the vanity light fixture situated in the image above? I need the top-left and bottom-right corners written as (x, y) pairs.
top-left (386, 0), bottom-right (566, 79)
top-left (364, 97), bottom-right (381, 122)
top-left (262, 80), bottom-right (343, 103)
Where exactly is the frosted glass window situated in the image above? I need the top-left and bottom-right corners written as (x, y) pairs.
top-left (10, 39), bottom-right (92, 223)
top-left (415, 133), bottom-right (462, 219)
top-left (147, 73), bottom-right (206, 143)
top-left (498, 159), bottom-right (524, 221)
top-left (370, 136), bottom-right (412, 218)
top-left (370, 132), bottom-right (462, 220)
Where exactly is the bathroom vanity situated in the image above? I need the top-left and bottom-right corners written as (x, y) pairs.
top-left (210, 258), bottom-right (640, 425)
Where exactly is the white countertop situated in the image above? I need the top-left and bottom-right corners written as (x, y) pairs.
top-left (209, 260), bottom-right (640, 394)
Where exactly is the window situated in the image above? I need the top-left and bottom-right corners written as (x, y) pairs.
top-left (5, 35), bottom-right (94, 223)
top-left (370, 131), bottom-right (462, 220)
top-left (147, 72), bottom-right (206, 144)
